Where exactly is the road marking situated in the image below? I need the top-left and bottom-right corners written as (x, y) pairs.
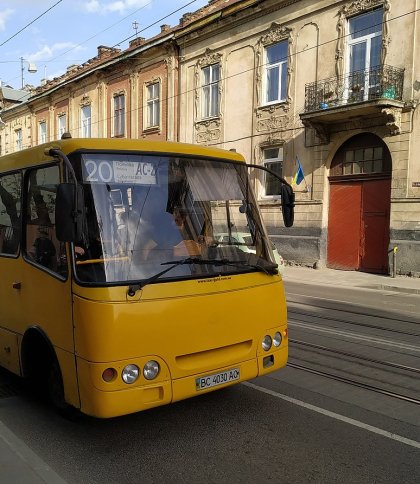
top-left (286, 292), bottom-right (417, 314)
top-left (243, 382), bottom-right (420, 450)
top-left (289, 320), bottom-right (420, 353)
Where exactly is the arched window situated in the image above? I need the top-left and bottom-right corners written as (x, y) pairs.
top-left (330, 134), bottom-right (391, 178)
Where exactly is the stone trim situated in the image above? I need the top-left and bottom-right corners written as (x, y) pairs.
top-left (255, 23), bottom-right (293, 108)
top-left (79, 94), bottom-right (91, 107)
top-left (336, 0), bottom-right (390, 80)
top-left (194, 48), bottom-right (223, 143)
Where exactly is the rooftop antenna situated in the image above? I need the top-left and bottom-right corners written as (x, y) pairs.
top-left (132, 21), bottom-right (139, 37)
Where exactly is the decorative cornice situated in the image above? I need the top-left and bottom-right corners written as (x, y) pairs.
top-left (195, 118), bottom-right (221, 143)
top-left (256, 114), bottom-right (291, 133)
top-left (197, 48), bottom-right (223, 68)
top-left (338, 0), bottom-right (385, 17)
top-left (301, 119), bottom-right (330, 144)
top-left (260, 23), bottom-right (292, 46)
top-left (381, 107), bottom-right (401, 135)
top-left (145, 77), bottom-right (161, 86)
top-left (80, 94), bottom-right (91, 107)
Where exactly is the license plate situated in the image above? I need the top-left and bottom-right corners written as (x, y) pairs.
top-left (196, 368), bottom-right (240, 391)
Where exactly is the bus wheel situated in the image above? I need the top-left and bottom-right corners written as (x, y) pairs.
top-left (47, 360), bottom-right (80, 421)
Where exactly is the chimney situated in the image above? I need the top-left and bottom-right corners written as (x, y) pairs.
top-left (129, 37), bottom-right (146, 48)
top-left (66, 64), bottom-right (79, 73)
top-left (97, 45), bottom-right (119, 58)
top-left (160, 24), bottom-right (170, 33)
top-left (180, 13), bottom-right (194, 25)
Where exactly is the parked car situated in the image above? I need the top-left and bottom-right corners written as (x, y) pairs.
top-left (216, 232), bottom-right (285, 276)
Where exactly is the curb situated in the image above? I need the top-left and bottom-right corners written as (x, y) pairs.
top-left (0, 420), bottom-right (66, 483)
top-left (284, 277), bottom-right (420, 296)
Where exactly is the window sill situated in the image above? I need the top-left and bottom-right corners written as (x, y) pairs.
top-left (142, 126), bottom-right (161, 134)
top-left (196, 116), bottom-right (220, 123)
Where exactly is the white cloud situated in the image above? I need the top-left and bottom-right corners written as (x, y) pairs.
top-left (82, 0), bottom-right (150, 15)
top-left (26, 42), bottom-right (86, 62)
top-left (0, 8), bottom-right (14, 31)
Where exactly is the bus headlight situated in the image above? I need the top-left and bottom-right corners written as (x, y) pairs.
top-left (122, 364), bottom-right (139, 384)
top-left (262, 335), bottom-right (272, 351)
top-left (143, 360), bottom-right (160, 380)
top-left (273, 331), bottom-right (282, 347)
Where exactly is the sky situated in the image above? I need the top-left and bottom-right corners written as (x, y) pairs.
top-left (0, 0), bottom-right (208, 90)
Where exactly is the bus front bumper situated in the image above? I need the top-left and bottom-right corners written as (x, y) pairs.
top-left (77, 348), bottom-right (287, 418)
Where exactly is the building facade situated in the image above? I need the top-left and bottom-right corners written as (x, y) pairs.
top-left (176, 0), bottom-right (420, 276)
top-left (0, 36), bottom-right (179, 151)
top-left (1, 0), bottom-right (419, 275)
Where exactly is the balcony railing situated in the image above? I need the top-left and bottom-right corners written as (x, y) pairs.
top-left (304, 65), bottom-right (404, 113)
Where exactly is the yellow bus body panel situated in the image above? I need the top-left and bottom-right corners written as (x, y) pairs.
top-left (0, 138), bottom-right (289, 418)
top-left (0, 138), bottom-right (246, 173)
top-left (73, 273), bottom-right (288, 418)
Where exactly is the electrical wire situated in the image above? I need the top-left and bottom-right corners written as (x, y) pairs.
top-left (0, 0), bottom-right (63, 48)
top-left (6, 3), bottom-right (420, 151)
top-left (3, 0), bottom-right (203, 95)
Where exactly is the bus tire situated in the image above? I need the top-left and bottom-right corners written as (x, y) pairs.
top-left (47, 359), bottom-right (80, 421)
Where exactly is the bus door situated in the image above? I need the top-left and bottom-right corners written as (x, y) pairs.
top-left (0, 171), bottom-right (23, 374)
top-left (20, 165), bottom-right (78, 404)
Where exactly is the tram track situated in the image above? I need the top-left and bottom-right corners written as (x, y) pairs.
top-left (288, 306), bottom-right (420, 338)
top-left (290, 339), bottom-right (420, 375)
top-left (287, 362), bottom-right (420, 406)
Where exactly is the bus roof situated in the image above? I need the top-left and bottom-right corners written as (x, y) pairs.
top-left (0, 138), bottom-right (246, 172)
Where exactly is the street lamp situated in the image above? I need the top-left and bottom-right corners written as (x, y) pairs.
top-left (20, 57), bottom-right (37, 89)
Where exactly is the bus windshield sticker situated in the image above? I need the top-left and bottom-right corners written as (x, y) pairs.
top-left (82, 158), bottom-right (157, 185)
top-left (185, 164), bottom-right (242, 201)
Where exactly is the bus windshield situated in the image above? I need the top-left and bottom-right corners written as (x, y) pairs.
top-left (72, 152), bottom-right (276, 284)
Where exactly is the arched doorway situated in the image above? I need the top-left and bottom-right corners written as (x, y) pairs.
top-left (327, 134), bottom-right (392, 273)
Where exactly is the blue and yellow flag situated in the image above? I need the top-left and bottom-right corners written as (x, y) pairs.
top-left (291, 156), bottom-right (304, 186)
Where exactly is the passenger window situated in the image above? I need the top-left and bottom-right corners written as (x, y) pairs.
top-left (25, 165), bottom-right (67, 277)
top-left (0, 172), bottom-right (22, 256)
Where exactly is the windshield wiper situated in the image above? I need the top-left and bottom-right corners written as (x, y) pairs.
top-left (127, 257), bottom-right (277, 296)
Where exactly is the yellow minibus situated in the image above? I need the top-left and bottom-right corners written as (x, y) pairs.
top-left (0, 138), bottom-right (294, 418)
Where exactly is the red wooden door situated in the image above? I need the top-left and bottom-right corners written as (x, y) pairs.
top-left (327, 179), bottom-right (391, 272)
top-left (327, 183), bottom-right (362, 270)
top-left (360, 179), bottom-right (391, 273)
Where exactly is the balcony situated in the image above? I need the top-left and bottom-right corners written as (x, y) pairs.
top-left (300, 65), bottom-right (405, 142)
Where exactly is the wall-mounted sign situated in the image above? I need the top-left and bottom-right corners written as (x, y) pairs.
top-left (412, 182), bottom-right (420, 187)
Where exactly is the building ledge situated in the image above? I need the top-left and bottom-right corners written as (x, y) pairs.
top-left (300, 99), bottom-right (405, 143)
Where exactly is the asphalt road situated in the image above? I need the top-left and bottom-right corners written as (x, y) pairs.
top-left (0, 282), bottom-right (419, 483)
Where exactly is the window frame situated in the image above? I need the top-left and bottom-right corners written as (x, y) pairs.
top-left (113, 93), bottom-right (125, 137)
top-left (80, 105), bottom-right (92, 138)
top-left (0, 170), bottom-right (22, 258)
top-left (201, 63), bottom-right (220, 119)
top-left (15, 129), bottom-right (22, 151)
top-left (57, 114), bottom-right (67, 140)
top-left (23, 162), bottom-right (68, 279)
top-left (263, 41), bottom-right (288, 106)
top-left (346, 8), bottom-right (383, 101)
top-left (145, 82), bottom-right (160, 129)
top-left (38, 121), bottom-right (47, 145)
top-left (261, 146), bottom-right (284, 199)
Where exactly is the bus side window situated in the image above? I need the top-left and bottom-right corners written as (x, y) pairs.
top-left (0, 172), bottom-right (22, 256)
top-left (24, 165), bottom-right (68, 277)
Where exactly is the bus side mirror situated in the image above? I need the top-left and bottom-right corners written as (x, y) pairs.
top-left (55, 183), bottom-right (85, 242)
top-left (281, 185), bottom-right (295, 227)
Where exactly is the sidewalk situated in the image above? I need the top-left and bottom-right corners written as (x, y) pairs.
top-left (282, 265), bottom-right (420, 295)
top-left (0, 420), bottom-right (66, 483)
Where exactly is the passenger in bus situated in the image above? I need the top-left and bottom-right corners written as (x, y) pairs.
top-left (28, 226), bottom-right (57, 270)
top-left (142, 207), bottom-right (202, 260)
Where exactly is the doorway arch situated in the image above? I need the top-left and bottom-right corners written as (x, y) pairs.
top-left (327, 133), bottom-right (392, 273)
